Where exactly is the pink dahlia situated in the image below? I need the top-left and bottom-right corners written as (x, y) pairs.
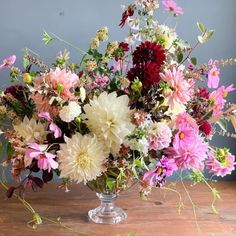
top-left (160, 67), bottom-right (193, 109)
top-left (171, 134), bottom-right (208, 170)
top-left (206, 151), bottom-right (235, 177)
top-left (162, 0), bottom-right (183, 16)
top-left (33, 68), bottom-right (78, 101)
top-left (25, 143), bottom-right (58, 172)
top-left (148, 122), bottom-right (172, 150)
top-left (174, 112), bottom-right (199, 130)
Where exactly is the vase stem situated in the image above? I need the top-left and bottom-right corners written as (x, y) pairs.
top-left (88, 193), bottom-right (127, 224)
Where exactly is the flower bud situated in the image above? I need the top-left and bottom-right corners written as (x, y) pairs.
top-left (23, 73), bottom-right (32, 84)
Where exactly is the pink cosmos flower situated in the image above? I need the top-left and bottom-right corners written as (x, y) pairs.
top-left (162, 0), bottom-right (183, 16)
top-left (38, 112), bottom-right (62, 139)
top-left (170, 134), bottom-right (208, 170)
top-left (207, 65), bottom-right (220, 88)
top-left (173, 124), bottom-right (197, 149)
top-left (143, 156), bottom-right (177, 187)
top-left (0, 55), bottom-right (16, 70)
top-left (33, 68), bottom-right (78, 100)
top-left (206, 151), bottom-right (235, 177)
top-left (25, 143), bottom-right (58, 172)
top-left (160, 67), bottom-right (193, 109)
top-left (218, 84), bottom-right (235, 98)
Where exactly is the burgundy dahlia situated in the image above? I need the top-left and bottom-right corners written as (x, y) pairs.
top-left (132, 41), bottom-right (166, 66)
top-left (127, 62), bottom-right (161, 88)
top-left (199, 121), bottom-right (212, 136)
top-left (5, 85), bottom-right (28, 102)
top-left (195, 87), bottom-right (210, 99)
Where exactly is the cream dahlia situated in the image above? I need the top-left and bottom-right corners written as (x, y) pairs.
top-left (13, 116), bottom-right (47, 143)
top-left (59, 101), bottom-right (82, 122)
top-left (58, 133), bottom-right (108, 184)
top-left (83, 92), bottom-right (135, 156)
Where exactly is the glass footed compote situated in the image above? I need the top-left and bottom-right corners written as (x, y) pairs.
top-left (87, 171), bottom-right (136, 224)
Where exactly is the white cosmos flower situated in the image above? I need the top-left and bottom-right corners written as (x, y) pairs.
top-left (13, 116), bottom-right (47, 143)
top-left (59, 101), bottom-right (81, 122)
top-left (58, 133), bottom-right (108, 184)
top-left (83, 91), bottom-right (135, 156)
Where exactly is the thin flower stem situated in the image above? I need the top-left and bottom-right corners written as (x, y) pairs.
top-left (179, 174), bottom-right (203, 236)
top-left (49, 32), bottom-right (88, 55)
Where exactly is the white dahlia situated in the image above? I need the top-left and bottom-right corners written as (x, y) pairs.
top-left (58, 133), bottom-right (108, 184)
top-left (83, 92), bottom-right (135, 156)
top-left (59, 101), bottom-right (82, 122)
top-left (13, 116), bottom-right (47, 143)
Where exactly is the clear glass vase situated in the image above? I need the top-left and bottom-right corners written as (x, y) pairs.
top-left (88, 193), bottom-right (127, 224)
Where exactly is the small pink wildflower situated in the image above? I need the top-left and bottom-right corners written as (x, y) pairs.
top-left (162, 0), bottom-right (183, 16)
top-left (25, 143), bottom-right (58, 172)
top-left (207, 65), bottom-right (220, 88)
top-left (0, 55), bottom-right (16, 70)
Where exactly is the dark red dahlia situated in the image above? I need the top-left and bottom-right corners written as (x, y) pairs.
top-left (132, 41), bottom-right (166, 66)
top-left (195, 87), bottom-right (210, 99)
top-left (114, 42), bottom-right (130, 61)
top-left (119, 42), bottom-right (129, 52)
top-left (5, 85), bottom-right (28, 102)
top-left (119, 5), bottom-right (135, 28)
top-left (199, 121), bottom-right (212, 136)
top-left (127, 62), bottom-right (161, 88)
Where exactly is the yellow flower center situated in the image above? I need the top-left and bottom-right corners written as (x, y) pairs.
top-left (211, 70), bottom-right (218, 77)
top-left (222, 91), bottom-right (228, 98)
top-left (215, 104), bottom-right (221, 110)
top-left (179, 132), bottom-right (185, 139)
top-left (76, 152), bottom-right (90, 169)
top-left (156, 167), bottom-right (163, 175)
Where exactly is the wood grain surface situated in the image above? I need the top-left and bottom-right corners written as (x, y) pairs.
top-left (0, 182), bottom-right (236, 236)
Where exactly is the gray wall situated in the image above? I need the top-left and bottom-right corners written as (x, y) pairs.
top-left (0, 0), bottom-right (236, 180)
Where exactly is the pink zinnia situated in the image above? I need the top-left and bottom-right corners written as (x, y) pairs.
top-left (162, 0), bottom-right (183, 16)
top-left (0, 55), bottom-right (16, 70)
top-left (160, 67), bottom-right (193, 109)
top-left (33, 68), bottom-right (78, 101)
top-left (207, 65), bottom-right (220, 89)
top-left (25, 143), bottom-right (58, 172)
top-left (206, 151), bottom-right (235, 177)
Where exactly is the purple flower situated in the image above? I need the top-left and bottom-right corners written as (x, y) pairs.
top-left (25, 143), bottom-right (58, 172)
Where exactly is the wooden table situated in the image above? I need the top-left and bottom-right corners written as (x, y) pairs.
top-left (0, 182), bottom-right (236, 236)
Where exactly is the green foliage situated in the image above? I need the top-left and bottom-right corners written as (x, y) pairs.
top-left (0, 142), bottom-right (3, 158)
top-left (190, 57), bottom-right (197, 66)
top-left (217, 119), bottom-right (228, 132)
top-left (42, 31), bottom-right (53, 45)
top-left (177, 52), bottom-right (183, 63)
top-left (189, 171), bottom-right (204, 185)
top-left (7, 142), bottom-right (14, 158)
top-left (197, 22), bottom-right (214, 44)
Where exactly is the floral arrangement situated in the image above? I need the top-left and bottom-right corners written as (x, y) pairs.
top-left (1, 0), bottom-right (236, 232)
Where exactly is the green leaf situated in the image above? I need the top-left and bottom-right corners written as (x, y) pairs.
top-left (23, 57), bottom-right (30, 69)
top-left (197, 22), bottom-right (206, 33)
top-left (190, 57), bottom-right (197, 66)
top-left (134, 159), bottom-right (143, 168)
top-left (177, 53), bottom-right (183, 63)
top-left (211, 204), bottom-right (218, 214)
top-left (7, 142), bottom-right (14, 158)
top-left (42, 31), bottom-right (53, 45)
top-left (106, 177), bottom-right (116, 191)
top-left (206, 30), bottom-right (215, 41)
top-left (217, 119), bottom-right (228, 132)
top-left (200, 110), bottom-right (213, 122)
top-left (127, 233), bottom-right (136, 236)
top-left (0, 142), bottom-right (3, 158)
